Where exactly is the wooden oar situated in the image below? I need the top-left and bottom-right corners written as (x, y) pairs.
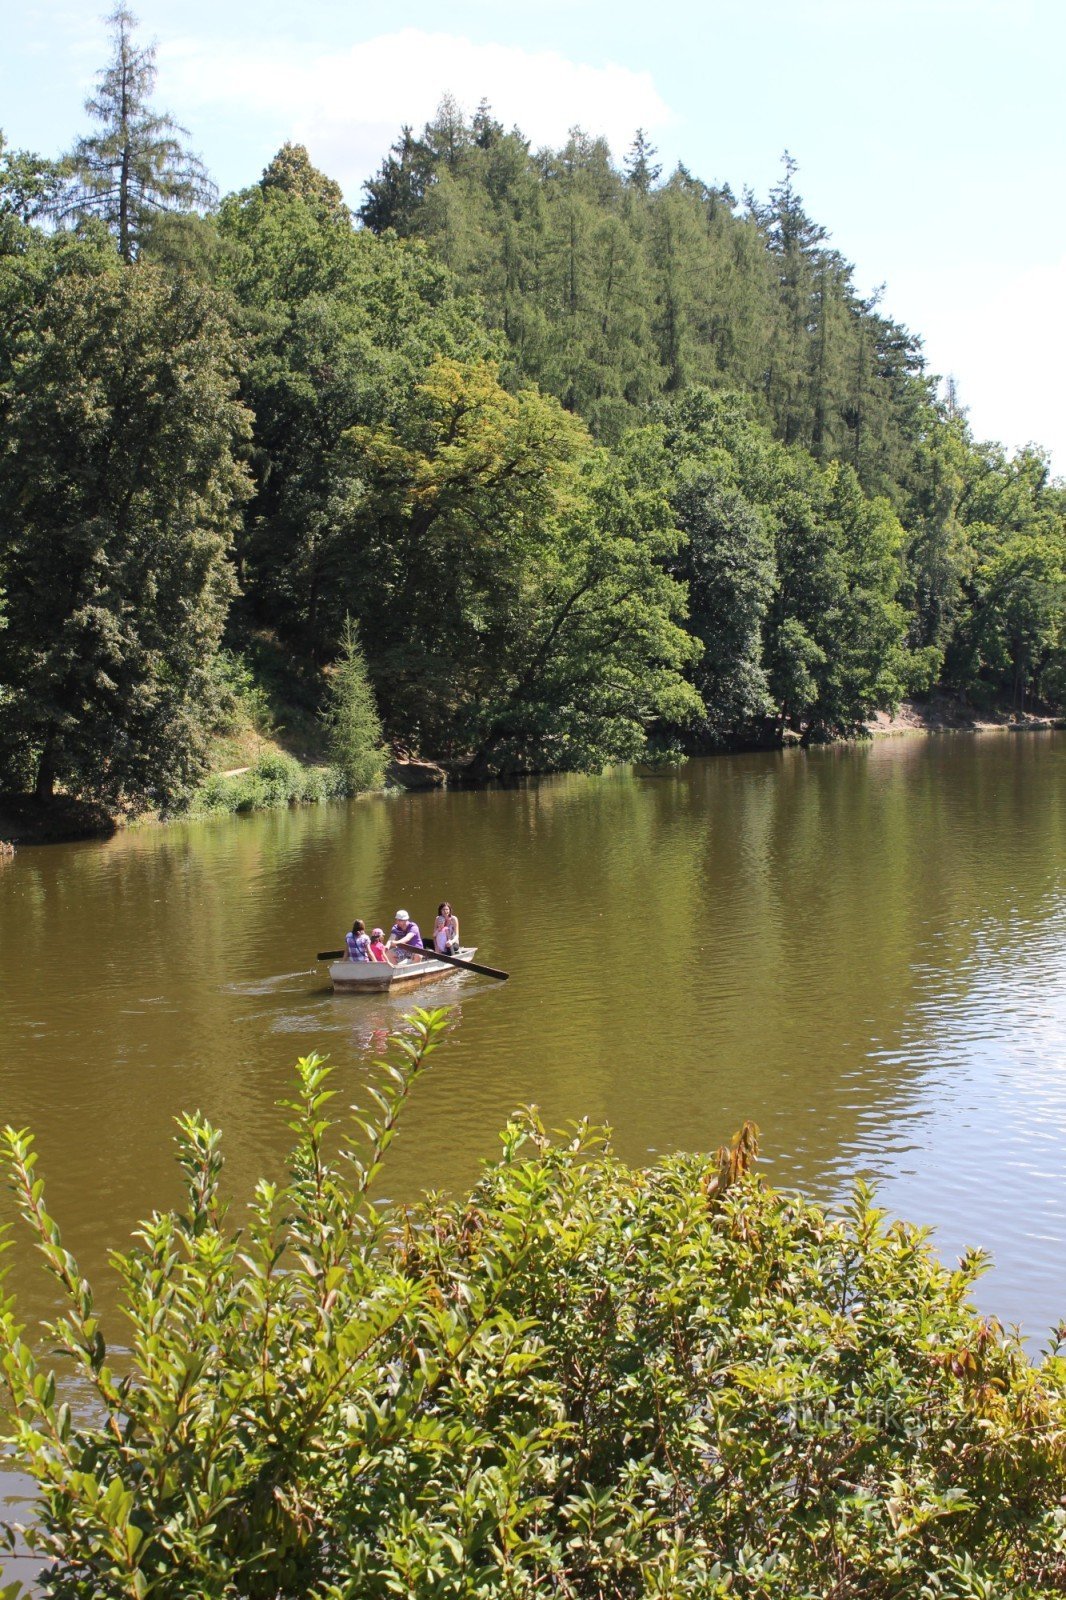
top-left (317, 947), bottom-right (509, 981)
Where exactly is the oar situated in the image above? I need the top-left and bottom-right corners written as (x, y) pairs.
top-left (317, 947), bottom-right (509, 981)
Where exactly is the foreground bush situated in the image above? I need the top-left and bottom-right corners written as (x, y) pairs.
top-left (3, 1010), bottom-right (1066, 1598)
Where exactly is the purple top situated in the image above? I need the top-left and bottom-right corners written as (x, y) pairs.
top-left (390, 919), bottom-right (423, 949)
top-left (345, 931), bottom-right (371, 962)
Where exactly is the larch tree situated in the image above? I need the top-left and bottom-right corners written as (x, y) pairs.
top-left (55, 6), bottom-right (215, 262)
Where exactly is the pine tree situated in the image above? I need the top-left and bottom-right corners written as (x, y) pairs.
top-left (323, 619), bottom-right (388, 793)
top-left (55, 6), bottom-right (214, 262)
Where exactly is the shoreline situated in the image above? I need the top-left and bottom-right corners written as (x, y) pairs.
top-left (3, 697), bottom-right (1062, 850)
top-left (865, 694), bottom-right (1065, 739)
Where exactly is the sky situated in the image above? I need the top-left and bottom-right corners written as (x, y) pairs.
top-left (3, 0), bottom-right (1064, 474)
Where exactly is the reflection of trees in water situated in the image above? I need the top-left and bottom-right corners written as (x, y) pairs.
top-left (1, 737), bottom-right (1063, 1332)
top-left (662, 736), bottom-right (1066, 1199)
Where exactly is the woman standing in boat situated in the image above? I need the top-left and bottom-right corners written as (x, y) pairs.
top-left (434, 902), bottom-right (460, 955)
top-left (388, 910), bottom-right (423, 962)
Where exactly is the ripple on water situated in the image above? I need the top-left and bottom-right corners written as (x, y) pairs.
top-left (1, 738), bottom-right (1064, 1343)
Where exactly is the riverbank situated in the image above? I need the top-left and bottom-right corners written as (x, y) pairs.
top-left (0, 793), bottom-right (117, 848)
top-left (3, 692), bottom-right (1061, 847)
top-left (867, 692), bottom-right (1065, 738)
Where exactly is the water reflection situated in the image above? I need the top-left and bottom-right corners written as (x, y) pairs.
top-left (0, 733), bottom-right (1063, 1343)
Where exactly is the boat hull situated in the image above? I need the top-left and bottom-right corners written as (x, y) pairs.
top-left (330, 948), bottom-right (477, 994)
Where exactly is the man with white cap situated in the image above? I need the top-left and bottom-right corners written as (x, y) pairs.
top-left (387, 909), bottom-right (424, 962)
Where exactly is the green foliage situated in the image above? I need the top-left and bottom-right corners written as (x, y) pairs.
top-left (53, 6), bottom-right (215, 263)
top-left (0, 250), bottom-right (251, 808)
top-left (0, 132), bottom-right (64, 231)
top-left (322, 617), bottom-right (387, 792)
top-left (3, 83), bottom-right (1065, 813)
top-left (664, 389), bottom-right (914, 739)
top-left (259, 141), bottom-right (348, 222)
top-left (361, 116), bottom-right (932, 479)
top-left (215, 158), bottom-right (493, 665)
top-left (204, 650), bottom-right (278, 745)
top-left (4, 1010), bottom-right (1066, 1597)
top-left (919, 436), bottom-right (1066, 708)
top-left (344, 357), bottom-right (701, 773)
top-left (183, 751), bottom-right (346, 817)
top-left (670, 475), bottom-right (774, 740)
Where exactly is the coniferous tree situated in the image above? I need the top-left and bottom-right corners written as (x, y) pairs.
top-left (757, 152), bottom-right (827, 449)
top-left (54, 6), bottom-right (215, 262)
top-left (324, 618), bottom-right (388, 792)
top-left (261, 142), bottom-right (348, 222)
top-left (624, 129), bottom-right (662, 195)
top-left (0, 254), bottom-right (250, 805)
top-left (358, 126), bottom-right (436, 234)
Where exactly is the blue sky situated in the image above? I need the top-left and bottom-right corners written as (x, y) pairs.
top-left (4, 0), bottom-right (1064, 471)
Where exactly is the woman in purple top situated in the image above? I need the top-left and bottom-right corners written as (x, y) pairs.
top-left (388, 910), bottom-right (423, 962)
top-left (345, 920), bottom-right (372, 961)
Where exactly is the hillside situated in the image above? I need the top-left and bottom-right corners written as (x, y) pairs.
top-left (1, 19), bottom-right (1063, 820)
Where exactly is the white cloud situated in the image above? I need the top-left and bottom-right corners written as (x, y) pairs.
top-left (161, 28), bottom-right (673, 194)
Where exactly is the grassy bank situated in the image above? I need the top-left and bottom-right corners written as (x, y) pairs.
top-left (179, 748), bottom-right (349, 817)
top-left (173, 634), bottom-right (367, 819)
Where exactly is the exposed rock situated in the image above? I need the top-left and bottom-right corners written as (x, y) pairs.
top-left (387, 757), bottom-right (448, 790)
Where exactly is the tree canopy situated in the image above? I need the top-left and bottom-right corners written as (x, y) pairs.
top-left (1, 19), bottom-right (1063, 812)
top-left (0, 248), bottom-right (250, 805)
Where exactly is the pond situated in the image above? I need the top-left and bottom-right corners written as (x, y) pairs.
top-left (1, 731), bottom-right (1064, 1344)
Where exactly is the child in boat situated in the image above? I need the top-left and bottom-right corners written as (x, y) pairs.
top-left (434, 902), bottom-right (460, 955)
top-left (368, 927), bottom-right (393, 964)
top-left (345, 920), bottom-right (371, 961)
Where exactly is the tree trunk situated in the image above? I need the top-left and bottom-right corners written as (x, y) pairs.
top-left (35, 739), bottom-right (56, 804)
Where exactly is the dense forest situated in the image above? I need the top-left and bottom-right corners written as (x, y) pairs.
top-left (1, 7), bottom-right (1063, 813)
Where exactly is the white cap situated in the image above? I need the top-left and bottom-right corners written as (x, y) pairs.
top-left (395, 909), bottom-right (410, 921)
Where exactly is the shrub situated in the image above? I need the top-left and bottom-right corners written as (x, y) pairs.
top-left (180, 754), bottom-right (346, 818)
top-left (250, 750), bottom-right (302, 806)
top-left (3, 1010), bottom-right (1066, 1598)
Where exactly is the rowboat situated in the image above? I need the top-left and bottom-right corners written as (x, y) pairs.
top-left (330, 948), bottom-right (479, 995)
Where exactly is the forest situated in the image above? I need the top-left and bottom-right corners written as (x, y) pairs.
top-left (1, 7), bottom-right (1064, 814)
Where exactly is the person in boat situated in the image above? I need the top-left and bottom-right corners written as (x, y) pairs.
top-left (434, 902), bottom-right (460, 955)
top-left (388, 910), bottom-right (424, 962)
top-left (345, 919), bottom-right (372, 961)
top-left (368, 927), bottom-right (394, 965)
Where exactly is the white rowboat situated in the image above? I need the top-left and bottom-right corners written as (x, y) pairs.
top-left (329, 948), bottom-right (478, 995)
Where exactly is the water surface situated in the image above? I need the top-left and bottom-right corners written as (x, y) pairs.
top-left (1, 732), bottom-right (1064, 1341)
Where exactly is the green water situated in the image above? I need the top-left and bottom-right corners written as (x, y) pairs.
top-left (1, 733), bottom-right (1064, 1341)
